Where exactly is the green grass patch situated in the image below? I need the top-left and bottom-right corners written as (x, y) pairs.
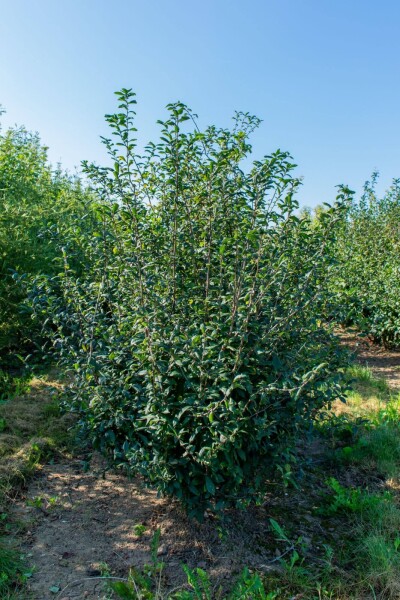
top-left (0, 537), bottom-right (32, 599)
top-left (0, 370), bottom-right (74, 598)
top-left (306, 365), bottom-right (400, 597)
top-left (344, 365), bottom-right (391, 415)
top-left (0, 369), bottom-right (30, 403)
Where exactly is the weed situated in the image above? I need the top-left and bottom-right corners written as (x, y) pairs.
top-left (0, 539), bottom-right (27, 597)
top-left (346, 365), bottom-right (390, 396)
top-left (362, 533), bottom-right (400, 596)
top-left (26, 496), bottom-right (44, 509)
top-left (353, 425), bottom-right (400, 477)
top-left (26, 495), bottom-right (59, 510)
top-left (99, 561), bottom-right (112, 577)
top-left (316, 412), bottom-right (366, 445)
top-left (133, 523), bottom-right (147, 538)
top-left (0, 370), bottom-right (30, 402)
top-left (321, 477), bottom-right (390, 516)
top-left (108, 529), bottom-right (283, 599)
top-left (373, 394), bottom-right (400, 425)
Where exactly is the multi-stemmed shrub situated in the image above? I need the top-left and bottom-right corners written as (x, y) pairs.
top-left (31, 89), bottom-right (349, 518)
top-left (331, 173), bottom-right (400, 347)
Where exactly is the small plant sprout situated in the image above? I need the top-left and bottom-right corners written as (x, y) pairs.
top-left (133, 523), bottom-right (147, 537)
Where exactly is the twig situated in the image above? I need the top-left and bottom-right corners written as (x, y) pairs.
top-left (56, 575), bottom-right (129, 598)
top-left (259, 544), bottom-right (295, 567)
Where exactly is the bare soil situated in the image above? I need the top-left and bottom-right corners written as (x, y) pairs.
top-left (15, 455), bottom-right (334, 599)
top-left (14, 454), bottom-right (311, 599)
top-left (340, 330), bottom-right (400, 390)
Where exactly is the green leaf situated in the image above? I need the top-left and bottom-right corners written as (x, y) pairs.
top-left (49, 585), bottom-right (61, 594)
top-left (269, 518), bottom-right (290, 542)
top-left (205, 476), bottom-right (216, 495)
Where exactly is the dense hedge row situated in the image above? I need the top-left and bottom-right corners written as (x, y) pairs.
top-left (331, 174), bottom-right (400, 347)
top-left (0, 121), bottom-right (94, 356)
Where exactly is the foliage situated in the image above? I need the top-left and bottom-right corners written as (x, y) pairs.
top-left (330, 173), bottom-right (400, 347)
top-left (322, 477), bottom-right (390, 516)
top-left (111, 529), bottom-right (278, 599)
top-left (179, 566), bottom-right (277, 600)
top-left (0, 123), bottom-right (95, 355)
top-left (0, 539), bottom-right (26, 598)
top-left (111, 565), bottom-right (277, 600)
top-left (31, 89), bottom-right (350, 518)
top-left (0, 369), bottom-right (30, 401)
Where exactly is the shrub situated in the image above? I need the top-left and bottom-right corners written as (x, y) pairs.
top-left (0, 122), bottom-right (95, 355)
top-left (331, 173), bottom-right (400, 347)
top-left (31, 89), bottom-right (349, 518)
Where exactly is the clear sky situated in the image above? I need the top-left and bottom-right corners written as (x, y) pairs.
top-left (1, 0), bottom-right (399, 207)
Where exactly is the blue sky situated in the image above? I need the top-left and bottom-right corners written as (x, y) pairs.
top-left (1, 0), bottom-right (399, 207)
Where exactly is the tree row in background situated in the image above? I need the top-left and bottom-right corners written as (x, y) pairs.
top-left (328, 173), bottom-right (400, 348)
top-left (0, 118), bottom-right (96, 365)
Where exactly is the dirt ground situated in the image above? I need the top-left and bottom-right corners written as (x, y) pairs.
top-left (15, 455), bottom-right (312, 600)
top-left (13, 333), bottom-right (400, 600)
top-left (340, 330), bottom-right (400, 390)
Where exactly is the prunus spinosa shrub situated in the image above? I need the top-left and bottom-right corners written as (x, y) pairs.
top-left (31, 90), bottom-right (349, 518)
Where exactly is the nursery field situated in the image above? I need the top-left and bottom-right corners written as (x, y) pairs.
top-left (1, 91), bottom-right (400, 599)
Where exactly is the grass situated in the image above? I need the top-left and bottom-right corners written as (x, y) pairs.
top-left (0, 369), bottom-right (75, 598)
top-left (340, 364), bottom-right (391, 415)
top-left (306, 364), bottom-right (400, 599)
top-left (0, 538), bottom-right (28, 600)
top-left (333, 366), bottom-right (400, 479)
top-left (0, 372), bottom-right (74, 512)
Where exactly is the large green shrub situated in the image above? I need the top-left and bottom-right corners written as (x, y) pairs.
top-left (331, 174), bottom-right (400, 347)
top-left (0, 123), bottom-right (94, 354)
top-left (32, 90), bottom-right (349, 517)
